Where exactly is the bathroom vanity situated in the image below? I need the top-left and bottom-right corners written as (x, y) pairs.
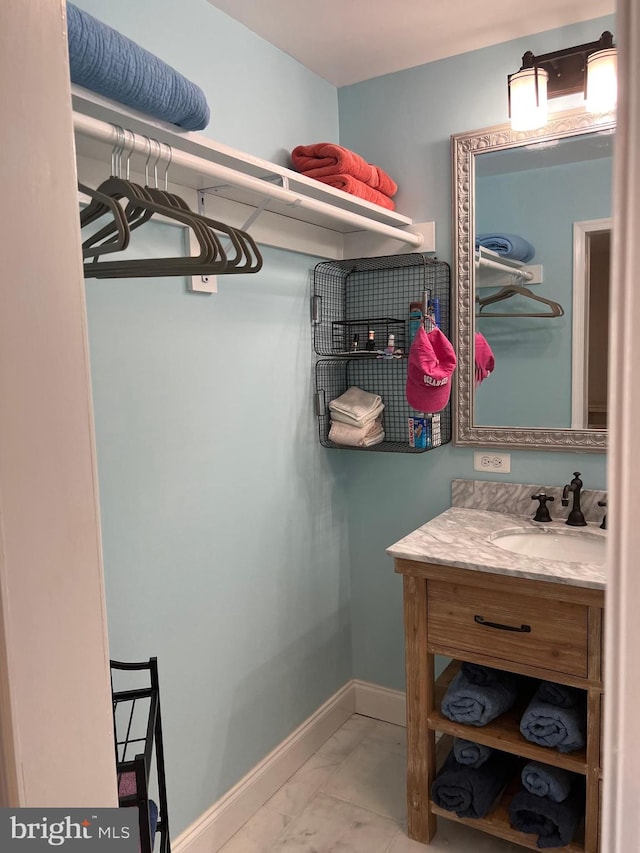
top-left (388, 494), bottom-right (606, 852)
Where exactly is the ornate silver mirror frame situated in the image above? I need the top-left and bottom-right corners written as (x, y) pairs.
top-left (452, 109), bottom-right (614, 452)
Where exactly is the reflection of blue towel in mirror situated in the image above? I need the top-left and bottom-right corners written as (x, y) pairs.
top-left (476, 233), bottom-right (536, 263)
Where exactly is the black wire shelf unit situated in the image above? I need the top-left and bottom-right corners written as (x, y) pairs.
top-left (312, 253), bottom-right (451, 453)
top-left (111, 658), bottom-right (170, 853)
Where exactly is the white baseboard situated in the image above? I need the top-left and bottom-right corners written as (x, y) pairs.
top-left (172, 679), bottom-right (406, 853)
top-left (172, 681), bottom-right (355, 853)
top-left (353, 679), bottom-right (406, 727)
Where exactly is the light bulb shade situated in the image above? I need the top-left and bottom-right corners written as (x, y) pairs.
top-left (586, 48), bottom-right (617, 115)
top-left (509, 67), bottom-right (548, 131)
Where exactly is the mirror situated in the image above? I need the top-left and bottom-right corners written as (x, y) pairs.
top-left (452, 109), bottom-right (614, 451)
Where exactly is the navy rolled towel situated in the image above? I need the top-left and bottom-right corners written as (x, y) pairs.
top-left (461, 661), bottom-right (505, 685)
top-left (509, 782), bottom-right (585, 848)
top-left (66, 3), bottom-right (210, 130)
top-left (442, 666), bottom-right (518, 726)
top-left (453, 737), bottom-right (494, 769)
top-left (519, 683), bottom-right (586, 753)
top-left (431, 749), bottom-right (517, 819)
top-left (521, 761), bottom-right (573, 803)
top-left (537, 681), bottom-right (581, 709)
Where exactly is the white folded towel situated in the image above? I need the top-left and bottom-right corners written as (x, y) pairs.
top-left (329, 415), bottom-right (385, 448)
top-left (330, 402), bottom-right (384, 428)
top-left (329, 386), bottom-right (383, 423)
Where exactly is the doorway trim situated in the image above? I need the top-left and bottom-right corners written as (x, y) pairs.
top-left (571, 217), bottom-right (612, 429)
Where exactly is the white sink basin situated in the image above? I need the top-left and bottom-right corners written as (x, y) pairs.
top-left (489, 527), bottom-right (606, 564)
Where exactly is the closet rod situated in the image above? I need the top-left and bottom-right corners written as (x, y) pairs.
top-left (72, 113), bottom-right (424, 248)
top-left (475, 255), bottom-right (533, 281)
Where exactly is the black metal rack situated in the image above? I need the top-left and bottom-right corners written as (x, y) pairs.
top-left (328, 317), bottom-right (407, 356)
top-left (312, 253), bottom-right (451, 453)
top-left (111, 658), bottom-right (170, 853)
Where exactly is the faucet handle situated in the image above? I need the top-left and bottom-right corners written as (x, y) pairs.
top-left (531, 492), bottom-right (554, 523)
top-left (598, 498), bottom-right (607, 530)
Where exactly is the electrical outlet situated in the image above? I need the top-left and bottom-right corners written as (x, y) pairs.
top-left (474, 451), bottom-right (511, 474)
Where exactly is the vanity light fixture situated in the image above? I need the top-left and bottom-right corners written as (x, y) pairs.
top-left (508, 31), bottom-right (617, 132)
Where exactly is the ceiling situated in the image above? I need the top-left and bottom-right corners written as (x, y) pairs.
top-left (206, 0), bottom-right (614, 87)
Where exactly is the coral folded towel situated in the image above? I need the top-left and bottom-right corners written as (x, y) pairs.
top-left (291, 143), bottom-right (398, 197)
top-left (312, 174), bottom-right (396, 210)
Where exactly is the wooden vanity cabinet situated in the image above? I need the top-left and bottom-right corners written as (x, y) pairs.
top-left (395, 558), bottom-right (604, 853)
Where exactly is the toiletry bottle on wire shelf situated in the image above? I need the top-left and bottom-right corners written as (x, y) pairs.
top-left (384, 333), bottom-right (395, 359)
top-left (409, 302), bottom-right (423, 344)
top-left (365, 330), bottom-right (376, 351)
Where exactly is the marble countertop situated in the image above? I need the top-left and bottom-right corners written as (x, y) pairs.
top-left (387, 507), bottom-right (606, 589)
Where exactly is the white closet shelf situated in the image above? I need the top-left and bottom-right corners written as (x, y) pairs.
top-left (71, 87), bottom-right (433, 258)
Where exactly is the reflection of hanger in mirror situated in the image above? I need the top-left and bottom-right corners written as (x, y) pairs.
top-left (476, 283), bottom-right (564, 318)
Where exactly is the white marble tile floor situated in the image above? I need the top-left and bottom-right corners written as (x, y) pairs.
top-left (218, 715), bottom-right (523, 853)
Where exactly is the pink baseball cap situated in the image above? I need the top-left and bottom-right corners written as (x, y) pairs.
top-left (475, 332), bottom-right (495, 387)
top-left (406, 326), bottom-right (457, 413)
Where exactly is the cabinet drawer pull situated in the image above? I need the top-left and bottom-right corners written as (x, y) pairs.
top-left (474, 615), bottom-right (531, 633)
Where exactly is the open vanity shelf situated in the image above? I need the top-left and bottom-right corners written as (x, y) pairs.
top-left (430, 738), bottom-right (585, 853)
top-left (431, 661), bottom-right (588, 775)
top-left (396, 558), bottom-right (604, 852)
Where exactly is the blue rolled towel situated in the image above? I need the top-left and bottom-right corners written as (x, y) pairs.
top-left (460, 661), bottom-right (505, 685)
top-left (509, 782), bottom-right (585, 848)
top-left (476, 233), bottom-right (536, 263)
top-left (537, 680), bottom-right (581, 709)
top-left (521, 761), bottom-right (573, 802)
top-left (66, 3), bottom-right (210, 130)
top-left (453, 737), bottom-right (494, 768)
top-left (431, 749), bottom-right (517, 819)
top-left (519, 683), bottom-right (586, 753)
top-left (442, 666), bottom-right (518, 726)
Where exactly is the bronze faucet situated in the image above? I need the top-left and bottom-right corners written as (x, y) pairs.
top-left (561, 472), bottom-right (587, 527)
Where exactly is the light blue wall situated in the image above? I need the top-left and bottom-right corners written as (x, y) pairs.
top-left (338, 15), bottom-right (613, 691)
top-left (86, 237), bottom-right (353, 832)
top-left (73, 0), bottom-right (347, 837)
top-left (72, 0), bottom-right (339, 165)
top-left (476, 156), bottom-right (613, 427)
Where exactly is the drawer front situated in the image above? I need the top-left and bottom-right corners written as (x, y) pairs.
top-left (427, 579), bottom-right (589, 677)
